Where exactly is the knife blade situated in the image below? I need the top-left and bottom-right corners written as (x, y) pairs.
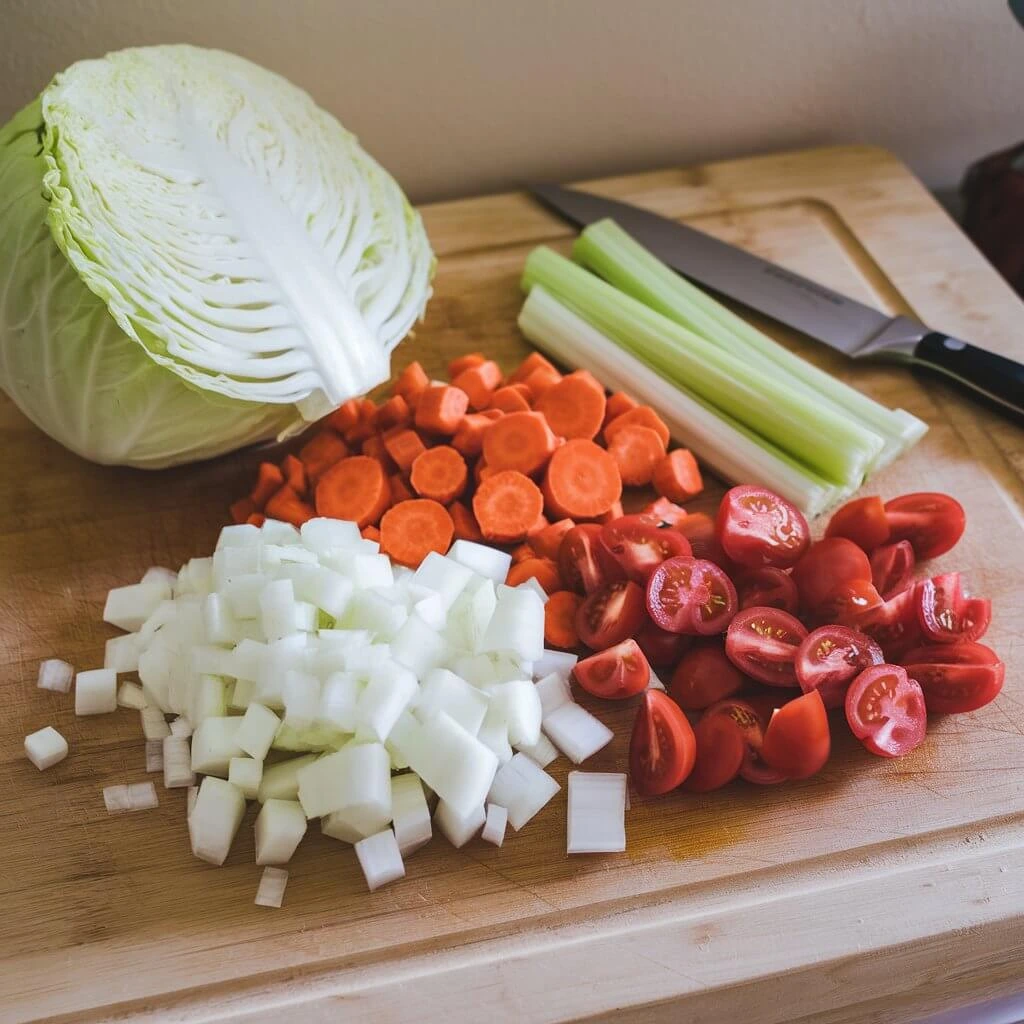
top-left (530, 183), bottom-right (1024, 417)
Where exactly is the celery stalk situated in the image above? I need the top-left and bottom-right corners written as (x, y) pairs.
top-left (572, 220), bottom-right (927, 466)
top-left (522, 247), bottom-right (883, 489)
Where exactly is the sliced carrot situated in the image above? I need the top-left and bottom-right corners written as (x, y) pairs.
top-left (376, 394), bottom-right (411, 431)
top-left (508, 351), bottom-right (557, 385)
top-left (544, 591), bottom-right (582, 649)
top-left (361, 525), bottom-right (381, 542)
top-left (452, 412), bottom-right (501, 457)
top-left (379, 499), bottom-right (454, 568)
top-left (344, 420), bottom-right (375, 447)
top-left (447, 352), bottom-right (487, 378)
top-left (390, 474), bottom-right (414, 504)
top-left (246, 512), bottom-right (267, 528)
top-left (410, 445), bottom-right (468, 504)
top-left (603, 391), bottom-right (638, 426)
top-left (488, 385), bottom-right (532, 414)
top-left (510, 542), bottom-right (536, 565)
top-left (448, 501), bottom-right (483, 542)
top-left (644, 496), bottom-right (689, 527)
top-left (415, 384), bottom-right (470, 435)
top-left (604, 406), bottom-right (670, 449)
top-left (528, 517), bottom-right (575, 560)
top-left (477, 463), bottom-right (501, 483)
top-left (250, 462), bottom-right (285, 509)
top-left (596, 500), bottom-right (624, 524)
top-left (482, 411), bottom-right (557, 476)
top-left (535, 370), bottom-right (607, 439)
top-left (265, 485), bottom-right (315, 527)
top-left (382, 428), bottom-right (427, 472)
top-left (542, 439), bottom-right (622, 520)
top-left (452, 360), bottom-right (503, 410)
top-left (230, 496), bottom-right (256, 524)
top-left (359, 398), bottom-right (378, 423)
top-left (361, 433), bottom-right (395, 471)
top-left (281, 454), bottom-right (307, 497)
top-left (315, 455), bottom-right (391, 527)
top-left (507, 557), bottom-right (562, 594)
top-left (607, 424), bottom-right (666, 487)
top-left (521, 364), bottom-right (562, 398)
top-left (393, 361), bottom-right (430, 403)
top-left (472, 470), bottom-right (545, 543)
top-left (299, 429), bottom-right (350, 481)
top-left (529, 513), bottom-right (550, 535)
top-left (652, 448), bottom-right (704, 502)
top-left (327, 399), bottom-right (361, 434)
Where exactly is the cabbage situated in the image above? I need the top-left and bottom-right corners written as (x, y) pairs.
top-left (0, 45), bottom-right (433, 468)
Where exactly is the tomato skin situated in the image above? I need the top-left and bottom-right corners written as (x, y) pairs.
top-left (916, 573), bottom-right (991, 644)
top-left (795, 625), bottom-right (884, 709)
top-left (724, 606), bottom-right (808, 687)
top-left (559, 524), bottom-right (612, 594)
top-left (669, 642), bottom-right (745, 710)
top-left (825, 496), bottom-right (891, 552)
top-left (716, 485), bottom-right (811, 569)
top-left (883, 492), bottom-right (965, 560)
top-left (791, 538), bottom-right (872, 613)
top-left (682, 713), bottom-right (746, 792)
top-left (636, 617), bottom-right (692, 667)
top-left (646, 556), bottom-right (738, 636)
top-left (629, 690), bottom-right (697, 795)
top-left (672, 512), bottom-right (735, 572)
top-left (703, 697), bottom-right (787, 784)
top-left (870, 540), bottom-right (916, 599)
top-left (598, 515), bottom-right (691, 584)
top-left (816, 578), bottom-right (883, 627)
top-left (900, 642), bottom-right (1005, 714)
top-left (573, 639), bottom-right (651, 699)
top-left (575, 579), bottom-right (647, 649)
top-left (734, 567), bottom-right (799, 614)
top-left (760, 691), bottom-right (830, 780)
top-left (845, 664), bottom-right (927, 758)
top-left (852, 585), bottom-right (923, 661)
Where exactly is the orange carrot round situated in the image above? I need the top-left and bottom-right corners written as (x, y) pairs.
top-left (506, 557), bottom-right (563, 594)
top-left (250, 462), bottom-right (285, 509)
top-left (230, 496), bottom-right (256, 524)
top-left (410, 445), bottom-right (468, 504)
top-left (382, 428), bottom-right (426, 472)
top-left (266, 485), bottom-right (315, 527)
top-left (379, 499), bottom-right (454, 568)
top-left (415, 384), bottom-right (469, 435)
top-left (482, 411), bottom-right (557, 476)
top-left (327, 399), bottom-right (361, 433)
top-left (652, 448), bottom-right (704, 502)
top-left (544, 591), bottom-right (582, 649)
top-left (472, 470), bottom-right (545, 543)
top-left (452, 412), bottom-right (500, 458)
top-left (528, 518), bottom-right (576, 560)
top-left (607, 424), bottom-right (666, 486)
top-left (280, 454), bottom-right (308, 497)
top-left (451, 360), bottom-right (503, 410)
top-left (596, 500), bottom-right (624, 524)
top-left (521, 365), bottom-right (562, 398)
top-left (448, 501), bottom-right (483, 541)
top-left (315, 456), bottom-right (391, 527)
top-left (393, 361), bottom-right (430, 403)
top-left (447, 352), bottom-right (486, 378)
top-left (488, 385), bottom-right (532, 414)
top-left (508, 351), bottom-right (557, 385)
top-left (603, 391), bottom-right (638, 426)
top-left (535, 370), bottom-right (607, 439)
top-left (246, 512), bottom-right (266, 528)
top-left (542, 439), bottom-right (622, 520)
top-left (603, 405), bottom-right (670, 449)
top-left (299, 430), bottom-right (349, 482)
top-left (361, 434), bottom-right (395, 471)
top-left (376, 394), bottom-right (411, 430)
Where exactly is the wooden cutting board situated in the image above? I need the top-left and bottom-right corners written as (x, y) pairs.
top-left (2, 145), bottom-right (1023, 1024)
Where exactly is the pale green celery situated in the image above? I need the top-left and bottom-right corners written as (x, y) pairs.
top-left (522, 247), bottom-right (882, 489)
top-left (572, 219), bottom-right (927, 466)
top-left (519, 287), bottom-right (849, 517)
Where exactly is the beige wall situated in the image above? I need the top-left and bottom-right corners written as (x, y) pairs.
top-left (2, 0), bottom-right (1021, 202)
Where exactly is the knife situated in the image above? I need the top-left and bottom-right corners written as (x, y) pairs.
top-left (531, 184), bottom-right (1024, 417)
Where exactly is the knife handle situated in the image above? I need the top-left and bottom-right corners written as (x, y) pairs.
top-left (913, 333), bottom-right (1024, 418)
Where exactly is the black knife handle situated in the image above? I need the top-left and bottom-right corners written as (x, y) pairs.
top-left (913, 333), bottom-right (1024, 417)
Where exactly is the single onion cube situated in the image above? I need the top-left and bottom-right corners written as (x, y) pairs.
top-left (354, 662), bottom-right (418, 743)
top-left (37, 658), bottom-right (74, 694)
top-left (543, 703), bottom-right (613, 765)
top-left (534, 672), bottom-right (573, 720)
top-left (490, 679), bottom-right (542, 748)
top-left (318, 672), bottom-right (362, 734)
top-left (533, 649), bottom-right (578, 680)
top-left (104, 633), bottom-right (143, 673)
top-left (254, 866), bottom-right (289, 908)
top-left (487, 753), bottom-right (560, 831)
top-left (515, 732), bottom-right (559, 769)
top-left (300, 516), bottom-right (362, 554)
top-left (117, 681), bottom-right (147, 710)
top-left (103, 581), bottom-right (172, 632)
top-left (389, 615), bottom-right (446, 678)
top-left (255, 799), bottom-right (307, 865)
top-left (567, 772), bottom-right (627, 854)
top-left (142, 566), bottom-right (178, 589)
top-left (163, 736), bottom-right (194, 789)
top-left (236, 703), bottom-right (281, 761)
top-left (189, 777), bottom-right (245, 864)
top-left (128, 781), bottom-right (159, 810)
top-left (390, 773), bottom-right (432, 857)
top-left (481, 588), bottom-right (544, 663)
top-left (24, 726), bottom-right (68, 770)
top-left (190, 717), bottom-right (244, 776)
top-left (354, 829), bottom-right (406, 891)
top-left (75, 668), bottom-right (118, 716)
top-left (412, 552), bottom-right (474, 611)
top-left (297, 742), bottom-right (391, 821)
top-left (169, 717), bottom-right (193, 738)
top-left (258, 754), bottom-right (318, 803)
top-left (447, 540), bottom-right (512, 584)
top-left (481, 803), bottom-right (507, 847)
top-left (228, 757), bottom-right (263, 800)
top-left (434, 800), bottom-right (485, 848)
top-left (476, 705), bottom-right (513, 766)
top-left (415, 669), bottom-right (488, 736)
top-left (145, 739), bottom-right (164, 773)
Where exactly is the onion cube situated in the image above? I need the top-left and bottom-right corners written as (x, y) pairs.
top-left (255, 634), bottom-right (308, 707)
top-left (535, 672), bottom-right (574, 720)
top-left (257, 753), bottom-right (318, 803)
top-left (515, 732), bottom-right (558, 769)
top-left (567, 772), bottom-right (627, 854)
top-left (228, 678), bottom-right (255, 711)
top-left (412, 551), bottom-right (474, 610)
top-left (24, 726), bottom-right (68, 770)
top-left (189, 777), bottom-right (245, 864)
top-left (37, 658), bottom-right (74, 694)
top-left (128, 781), bottom-right (159, 810)
top-left (142, 566), bottom-right (178, 589)
top-left (321, 800), bottom-right (392, 843)
top-left (490, 679), bottom-right (542, 747)
top-left (516, 577), bottom-right (549, 606)
top-left (141, 704), bottom-right (171, 740)
top-left (355, 663), bottom-right (418, 743)
top-left (228, 757), bottom-right (263, 800)
top-left (300, 517), bottom-right (362, 554)
top-left (542, 703), bottom-right (613, 764)
top-left (261, 518), bottom-right (302, 544)
top-left (75, 668), bottom-right (117, 716)
top-left (224, 573), bottom-right (268, 619)
top-left (481, 588), bottom-right (544, 663)
top-left (202, 593), bottom-right (236, 645)
top-left (343, 642), bottom-right (393, 678)
top-left (346, 590), bottom-right (407, 638)
top-left (190, 717), bottom-right (244, 776)
top-left (354, 829), bottom-right (405, 891)
top-left (391, 774), bottom-right (432, 856)
top-left (254, 866), bottom-right (289, 908)
top-left (217, 523), bottom-right (261, 550)
top-left (163, 736), bottom-right (195, 788)
top-left (236, 703), bottom-right (281, 761)
top-left (259, 579), bottom-right (297, 643)
top-left (282, 670), bottom-right (321, 729)
top-left (103, 784), bottom-right (134, 814)
top-left (318, 672), bottom-right (362, 734)
top-left (117, 681), bottom-right (147, 710)
top-left (434, 800), bottom-right (485, 848)
top-left (255, 800), bottom-right (307, 864)
top-left (145, 739), bottom-right (164, 772)
top-left (307, 568), bottom-right (353, 620)
top-left (481, 803), bottom-right (507, 847)
top-left (104, 633), bottom-right (143, 673)
top-left (294, 600), bottom-right (318, 633)
top-left (390, 615), bottom-right (446, 678)
top-left (190, 675), bottom-right (227, 727)
top-left (449, 653), bottom-right (497, 687)
top-left (296, 742), bottom-right (391, 820)
top-left (448, 540), bottom-right (511, 584)
top-left (416, 669), bottom-right (488, 736)
top-left (190, 645), bottom-right (236, 677)
top-left (533, 649), bottom-right (578, 681)
top-left (169, 717), bottom-right (192, 738)
top-left (187, 785), bottom-right (199, 818)
top-left (476, 705), bottom-right (513, 766)
top-left (487, 753), bottom-right (560, 831)
top-left (103, 581), bottom-right (173, 632)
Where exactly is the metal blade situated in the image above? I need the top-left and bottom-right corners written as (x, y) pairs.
top-left (530, 183), bottom-right (908, 356)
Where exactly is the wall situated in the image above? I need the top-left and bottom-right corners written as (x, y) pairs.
top-left (2, 0), bottom-right (1021, 202)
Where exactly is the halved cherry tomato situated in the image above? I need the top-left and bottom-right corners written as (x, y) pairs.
top-left (669, 642), bottom-right (744, 710)
top-left (760, 690), bottom-right (830, 780)
top-left (703, 697), bottom-right (786, 784)
top-left (917, 572), bottom-right (991, 644)
top-left (900, 641), bottom-right (1005, 714)
top-left (559, 524), bottom-right (610, 594)
top-left (791, 537), bottom-right (872, 613)
top-left (573, 639), bottom-right (650, 699)
top-left (575, 579), bottom-right (646, 649)
top-left (598, 515), bottom-right (691, 583)
top-left (716, 485), bottom-right (810, 569)
top-left (724, 606), bottom-right (807, 687)
top-left (817, 578), bottom-right (883, 626)
top-left (673, 512), bottom-right (735, 572)
top-left (884, 492), bottom-right (965, 560)
top-left (795, 625), bottom-right (884, 709)
top-left (734, 566), bottom-right (799, 614)
top-left (851, 585), bottom-right (923, 660)
top-left (825, 496), bottom-right (890, 552)
top-left (646, 556), bottom-right (738, 635)
top-left (845, 664), bottom-right (926, 758)
top-left (870, 540), bottom-right (916, 599)
top-left (629, 690), bottom-right (697, 795)
top-left (682, 713), bottom-right (746, 792)
top-left (636, 617), bottom-right (692, 666)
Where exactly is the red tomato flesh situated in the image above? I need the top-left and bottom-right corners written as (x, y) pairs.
top-left (734, 566), bottom-right (799, 614)
top-left (817, 578), bottom-right (883, 627)
top-left (760, 690), bottom-right (830, 780)
top-left (629, 690), bottom-right (697, 795)
top-left (669, 642), bottom-right (744, 710)
top-left (791, 537), bottom-right (872, 613)
top-left (845, 664), bottom-right (927, 758)
top-left (724, 606), bottom-right (807, 687)
top-left (598, 515), bottom-right (691, 583)
top-left (573, 639), bottom-right (650, 700)
top-left (884, 492), bottom-right (965, 560)
top-left (916, 572), bottom-right (991, 644)
top-left (703, 697), bottom-right (787, 784)
top-left (716, 485), bottom-right (811, 569)
top-left (795, 625), bottom-right (884, 709)
top-left (870, 540), bottom-right (916, 599)
top-left (646, 556), bottom-right (738, 635)
top-left (900, 641), bottom-right (1005, 714)
top-left (682, 713), bottom-right (746, 792)
top-left (825, 495), bottom-right (890, 552)
top-left (575, 579), bottom-right (647, 649)
top-left (558, 524), bottom-right (610, 594)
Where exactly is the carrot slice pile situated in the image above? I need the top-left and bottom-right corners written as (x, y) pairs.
top-left (473, 470), bottom-right (544, 543)
top-left (604, 405), bottom-right (670, 449)
top-left (543, 439), bottom-right (622, 520)
top-left (506, 557), bottom-right (562, 593)
top-left (315, 455), bottom-right (391, 528)
top-left (607, 424), bottom-right (666, 487)
top-left (415, 385), bottom-right (469, 435)
top-left (482, 411), bottom-right (557, 476)
top-left (410, 445), bottom-right (468, 504)
top-left (488, 385), bottom-right (532, 414)
top-left (383, 428), bottom-right (427, 472)
top-left (653, 449), bottom-right (704, 502)
top-left (544, 591), bottom-right (582, 648)
top-left (379, 499), bottom-right (454, 568)
top-left (534, 370), bottom-right (606, 439)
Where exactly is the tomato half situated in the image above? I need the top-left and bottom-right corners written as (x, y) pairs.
top-left (760, 691), bottom-right (830, 780)
top-left (845, 664), bottom-right (927, 758)
top-left (883, 492), bottom-right (966, 560)
top-left (916, 573), bottom-right (991, 644)
top-left (673, 512), bottom-right (734, 571)
top-left (703, 698), bottom-right (787, 784)
top-left (573, 639), bottom-right (650, 699)
top-left (795, 625), bottom-right (884, 709)
top-left (575, 579), bottom-right (647, 649)
top-left (636, 617), bottom-right (692, 667)
top-left (816, 578), bottom-right (883, 626)
top-left (824, 495), bottom-right (890, 552)
top-left (558, 524), bottom-right (610, 595)
top-left (646, 556), bottom-right (738, 635)
top-left (724, 606), bottom-right (807, 686)
top-left (900, 641), bottom-right (1005, 714)
top-left (629, 690), bottom-right (697, 795)
top-left (669, 642), bottom-right (744, 710)
top-left (734, 566), bottom-right (799, 614)
top-left (791, 537), bottom-right (873, 614)
top-left (598, 515), bottom-right (691, 583)
top-left (870, 540), bottom-right (916, 599)
top-left (716, 485), bottom-right (811, 569)
top-left (682, 713), bottom-right (746, 792)
top-left (852, 586), bottom-right (923, 660)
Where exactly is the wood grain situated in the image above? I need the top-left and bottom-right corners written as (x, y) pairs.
top-left (1, 144), bottom-right (1022, 1024)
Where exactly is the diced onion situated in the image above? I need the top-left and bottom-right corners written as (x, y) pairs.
top-left (567, 771), bottom-right (627, 854)
top-left (254, 866), bottom-right (289, 908)
top-left (117, 681), bottom-right (148, 710)
top-left (487, 753), bottom-right (560, 831)
top-left (145, 739), bottom-right (164, 773)
top-left (163, 736), bottom-right (195, 788)
top-left (37, 658), bottom-right (74, 694)
top-left (434, 800), bottom-right (486, 848)
top-left (74, 668), bottom-right (117, 716)
top-left (24, 726), bottom-right (68, 770)
top-left (532, 649), bottom-right (578, 680)
top-left (534, 672), bottom-right (574, 720)
top-left (481, 803), bottom-right (507, 847)
top-left (354, 829), bottom-right (405, 891)
top-left (255, 800), bottom-right (307, 865)
top-left (391, 773), bottom-right (432, 856)
top-left (543, 703), bottom-right (613, 764)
